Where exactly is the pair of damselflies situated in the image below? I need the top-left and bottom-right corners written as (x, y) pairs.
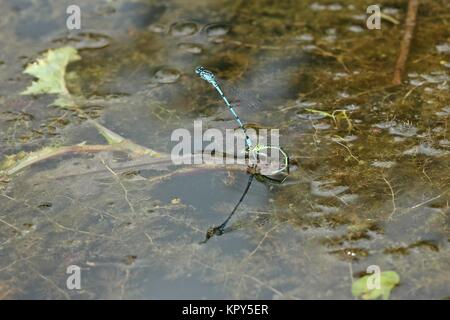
top-left (195, 67), bottom-right (289, 243)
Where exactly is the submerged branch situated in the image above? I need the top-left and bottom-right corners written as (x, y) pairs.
top-left (0, 142), bottom-right (256, 178)
top-left (392, 0), bottom-right (419, 85)
top-left (2, 144), bottom-right (113, 176)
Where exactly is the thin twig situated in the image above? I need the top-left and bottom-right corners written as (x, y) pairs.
top-left (2, 144), bottom-right (114, 176)
top-left (100, 158), bottom-right (136, 216)
top-left (409, 191), bottom-right (447, 210)
top-left (383, 176), bottom-right (397, 220)
top-left (0, 217), bottom-right (22, 233)
top-left (241, 223), bottom-right (283, 263)
top-left (26, 262), bottom-right (71, 300)
top-left (392, 0), bottom-right (420, 85)
top-left (332, 137), bottom-right (361, 164)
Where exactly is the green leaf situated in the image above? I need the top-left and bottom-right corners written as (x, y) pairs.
top-left (305, 108), bottom-right (334, 119)
top-left (21, 47), bottom-right (81, 107)
top-left (352, 271), bottom-right (400, 300)
top-left (90, 120), bottom-right (161, 157)
top-left (91, 121), bottom-right (125, 145)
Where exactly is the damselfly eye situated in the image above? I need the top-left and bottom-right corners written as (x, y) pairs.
top-left (195, 66), bottom-right (204, 74)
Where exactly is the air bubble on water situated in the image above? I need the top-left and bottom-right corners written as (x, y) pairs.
top-left (326, 28), bottom-right (337, 35)
top-left (296, 34), bottom-right (314, 42)
top-left (338, 92), bottom-right (349, 98)
top-left (371, 161), bottom-right (396, 168)
top-left (340, 135), bottom-right (358, 142)
top-left (348, 25), bottom-right (364, 33)
top-left (437, 83), bottom-right (449, 90)
top-left (148, 23), bottom-right (166, 33)
top-left (403, 143), bottom-right (447, 157)
top-left (439, 139), bottom-right (450, 147)
top-left (295, 100), bottom-right (318, 108)
top-left (328, 4), bottom-right (343, 11)
top-left (302, 44), bottom-right (318, 52)
top-left (422, 73), bottom-right (450, 84)
top-left (383, 7), bottom-right (400, 15)
top-left (204, 24), bottom-right (230, 37)
top-left (52, 32), bottom-right (110, 50)
top-left (338, 193), bottom-right (359, 204)
top-left (297, 113), bottom-right (326, 120)
top-left (310, 180), bottom-right (349, 198)
top-left (154, 67), bottom-right (181, 84)
top-left (352, 14), bottom-right (366, 21)
top-left (177, 42), bottom-right (203, 54)
top-left (435, 106), bottom-right (450, 117)
top-left (373, 121), bottom-right (396, 129)
top-left (310, 3), bottom-right (342, 11)
top-left (409, 79), bottom-right (424, 86)
top-left (436, 43), bottom-right (450, 54)
top-left (388, 123), bottom-right (418, 137)
top-left (313, 122), bottom-right (331, 130)
top-left (310, 3), bottom-right (326, 11)
top-left (345, 104), bottom-right (359, 111)
top-left (169, 22), bottom-right (198, 37)
top-left (333, 72), bottom-right (349, 80)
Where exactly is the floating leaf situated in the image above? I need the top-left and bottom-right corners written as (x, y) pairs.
top-left (352, 271), bottom-right (400, 300)
top-left (21, 46), bottom-right (80, 107)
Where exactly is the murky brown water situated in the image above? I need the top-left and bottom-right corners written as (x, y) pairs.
top-left (0, 0), bottom-right (449, 299)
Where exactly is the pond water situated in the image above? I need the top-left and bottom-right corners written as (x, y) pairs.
top-left (0, 0), bottom-right (449, 299)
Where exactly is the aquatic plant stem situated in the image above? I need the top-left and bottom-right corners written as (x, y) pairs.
top-left (383, 176), bottom-right (397, 221)
top-left (2, 144), bottom-right (113, 176)
top-left (392, 0), bottom-right (419, 85)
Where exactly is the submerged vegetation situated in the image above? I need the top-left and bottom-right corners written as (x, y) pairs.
top-left (0, 0), bottom-right (449, 299)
